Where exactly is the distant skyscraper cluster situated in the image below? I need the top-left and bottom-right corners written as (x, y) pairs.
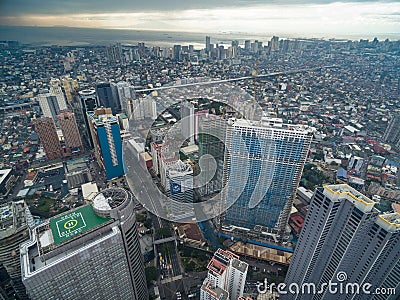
top-left (106, 43), bottom-right (124, 64)
top-left (284, 184), bottom-right (400, 300)
top-left (201, 35), bottom-right (301, 61)
top-left (200, 248), bottom-right (248, 300)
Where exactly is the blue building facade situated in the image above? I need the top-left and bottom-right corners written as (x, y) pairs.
top-left (223, 118), bottom-right (312, 234)
top-left (89, 112), bottom-right (124, 180)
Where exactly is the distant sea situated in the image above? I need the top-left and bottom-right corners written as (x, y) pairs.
top-left (0, 26), bottom-right (398, 48)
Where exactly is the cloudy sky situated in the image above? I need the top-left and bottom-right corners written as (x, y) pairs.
top-left (0, 0), bottom-right (399, 38)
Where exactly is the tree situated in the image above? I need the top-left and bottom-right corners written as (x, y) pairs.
top-left (145, 266), bottom-right (158, 286)
top-left (136, 213), bottom-right (147, 223)
top-left (157, 227), bottom-right (171, 238)
top-left (144, 217), bottom-right (152, 229)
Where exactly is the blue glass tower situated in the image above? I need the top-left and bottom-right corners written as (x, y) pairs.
top-left (89, 110), bottom-right (124, 180)
top-left (222, 118), bottom-right (312, 236)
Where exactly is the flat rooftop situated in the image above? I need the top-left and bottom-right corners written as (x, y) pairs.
top-left (201, 278), bottom-right (229, 300)
top-left (231, 257), bottom-right (248, 273)
top-left (377, 212), bottom-right (400, 232)
top-left (323, 184), bottom-right (375, 206)
top-left (81, 182), bottom-right (99, 201)
top-left (0, 200), bottom-right (30, 239)
top-left (65, 157), bottom-right (88, 173)
top-left (49, 205), bottom-right (110, 246)
top-left (230, 117), bottom-right (312, 134)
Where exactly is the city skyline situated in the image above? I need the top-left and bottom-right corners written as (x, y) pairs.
top-left (0, 1), bottom-right (400, 39)
top-left (0, 7), bottom-right (399, 297)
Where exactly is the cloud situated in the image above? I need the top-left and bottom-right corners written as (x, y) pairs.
top-left (0, 0), bottom-right (398, 16)
top-left (0, 1), bottom-right (399, 37)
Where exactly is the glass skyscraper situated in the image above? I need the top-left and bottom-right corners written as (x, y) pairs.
top-left (283, 184), bottom-right (400, 300)
top-left (20, 188), bottom-right (148, 300)
top-left (222, 117), bottom-right (312, 237)
top-left (88, 109), bottom-right (124, 180)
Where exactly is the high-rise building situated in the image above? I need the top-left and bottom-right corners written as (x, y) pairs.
top-left (383, 114), bottom-right (400, 148)
top-left (106, 43), bottom-right (123, 64)
top-left (38, 92), bottom-right (68, 121)
top-left (88, 108), bottom-right (124, 180)
top-left (0, 263), bottom-right (17, 299)
top-left (251, 41), bottom-right (259, 53)
top-left (166, 160), bottom-right (194, 221)
top-left (197, 114), bottom-right (226, 196)
top-left (206, 36), bottom-right (211, 53)
top-left (200, 249), bottom-right (248, 300)
top-left (0, 200), bottom-right (33, 300)
top-left (180, 100), bottom-right (195, 145)
top-left (49, 78), bottom-right (64, 96)
top-left (78, 88), bottom-right (98, 113)
top-left (61, 77), bottom-right (79, 103)
top-left (78, 88), bottom-right (99, 148)
top-left (115, 81), bottom-right (135, 113)
top-left (283, 184), bottom-right (400, 300)
top-left (57, 110), bottom-right (83, 155)
top-left (244, 40), bottom-right (251, 51)
top-left (96, 82), bottom-right (120, 114)
top-left (222, 117), bottom-right (312, 240)
top-left (127, 97), bottom-right (157, 121)
top-left (173, 45), bottom-right (182, 61)
top-left (34, 117), bottom-right (63, 160)
top-left (20, 188), bottom-right (148, 300)
top-left (270, 36), bottom-right (280, 51)
top-left (150, 142), bottom-right (163, 176)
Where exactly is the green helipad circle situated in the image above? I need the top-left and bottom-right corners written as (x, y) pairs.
top-left (64, 219), bottom-right (78, 230)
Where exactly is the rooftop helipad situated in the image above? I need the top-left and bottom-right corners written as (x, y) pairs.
top-left (49, 205), bottom-right (110, 245)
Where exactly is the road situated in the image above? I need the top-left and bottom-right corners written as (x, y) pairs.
top-left (135, 65), bottom-right (337, 93)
